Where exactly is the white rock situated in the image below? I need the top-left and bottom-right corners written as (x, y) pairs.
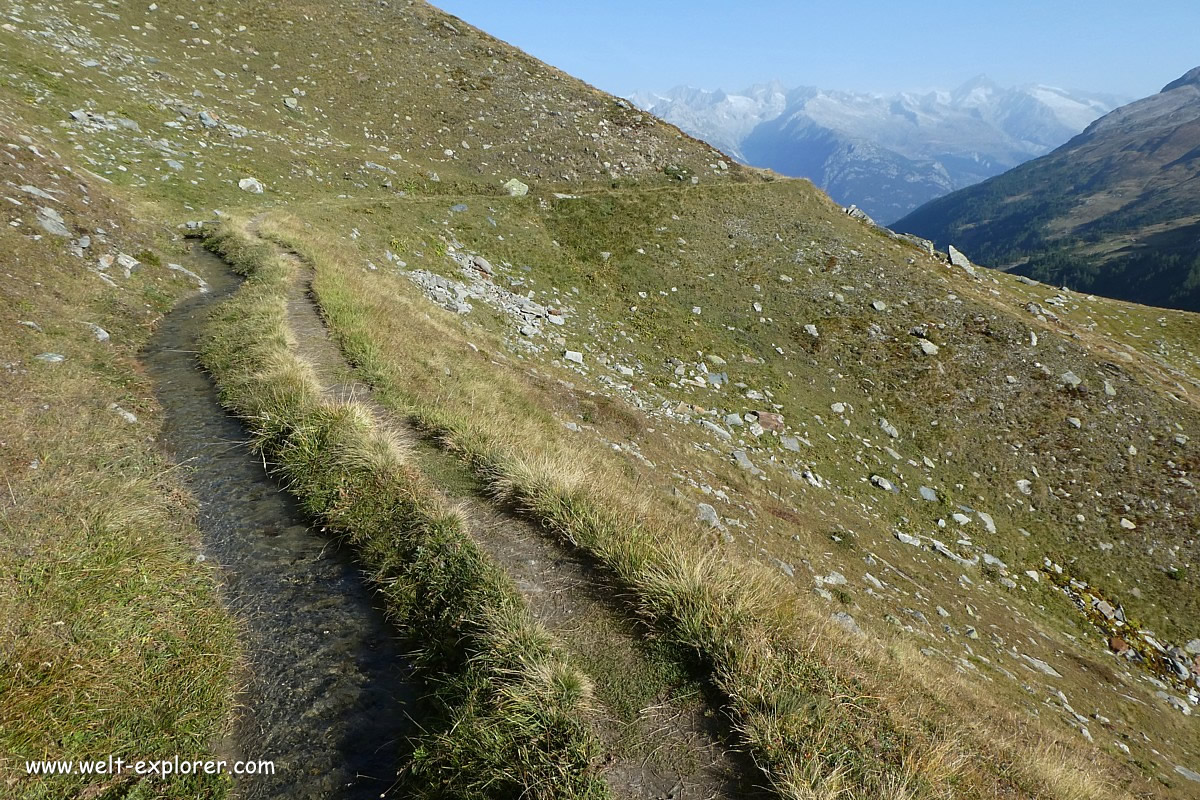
top-left (238, 177), bottom-right (265, 193)
top-left (563, 350), bottom-right (584, 364)
top-left (108, 403), bottom-right (137, 424)
top-left (502, 178), bottom-right (529, 196)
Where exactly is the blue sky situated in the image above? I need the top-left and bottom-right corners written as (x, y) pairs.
top-left (430, 1), bottom-right (1198, 99)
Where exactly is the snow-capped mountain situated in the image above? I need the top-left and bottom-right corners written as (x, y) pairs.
top-left (630, 77), bottom-right (1125, 223)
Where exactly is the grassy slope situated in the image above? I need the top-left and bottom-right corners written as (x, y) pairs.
top-left (261, 212), bottom-right (1137, 799)
top-left (0, 128), bottom-right (237, 798)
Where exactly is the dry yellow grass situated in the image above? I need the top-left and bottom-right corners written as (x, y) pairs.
top-left (254, 213), bottom-right (1150, 799)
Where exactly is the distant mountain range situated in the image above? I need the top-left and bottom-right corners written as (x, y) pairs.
top-left (631, 77), bottom-right (1125, 223)
top-left (896, 67), bottom-right (1200, 312)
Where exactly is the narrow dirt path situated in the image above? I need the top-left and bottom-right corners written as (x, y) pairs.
top-left (266, 236), bottom-right (762, 800)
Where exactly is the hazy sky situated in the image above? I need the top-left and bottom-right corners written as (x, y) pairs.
top-left (430, 1), bottom-right (1198, 99)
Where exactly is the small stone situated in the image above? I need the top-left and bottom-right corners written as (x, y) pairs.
top-left (871, 300), bottom-right (887, 311)
top-left (1061, 371), bottom-right (1083, 389)
top-left (804, 324), bottom-right (819, 337)
top-left (870, 474), bottom-right (897, 493)
top-left (820, 571), bottom-right (847, 586)
top-left (502, 178), bottom-right (529, 196)
top-left (1176, 766), bottom-right (1200, 784)
top-left (919, 486), bottom-right (938, 502)
top-left (696, 503), bottom-right (721, 529)
top-left (755, 411), bottom-right (784, 432)
top-left (733, 450), bottom-right (761, 475)
top-left (879, 418), bottom-right (899, 438)
top-left (36, 206), bottom-right (70, 236)
top-left (977, 512), bottom-right (997, 535)
top-left (1021, 654), bottom-right (1062, 678)
top-left (1016, 479), bottom-right (1032, 495)
top-left (108, 403), bottom-right (137, 424)
top-left (830, 611), bottom-right (864, 637)
top-left (83, 323), bottom-right (109, 342)
top-left (238, 177), bottom-right (264, 193)
top-left (34, 353), bottom-right (65, 363)
top-left (1119, 517), bottom-right (1136, 530)
top-left (895, 531), bottom-right (921, 546)
top-left (917, 339), bottom-right (939, 355)
top-left (1066, 417), bottom-right (1082, 429)
top-left (563, 350), bottom-right (584, 364)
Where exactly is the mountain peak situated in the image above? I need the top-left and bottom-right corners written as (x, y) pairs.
top-left (1161, 66), bottom-right (1200, 93)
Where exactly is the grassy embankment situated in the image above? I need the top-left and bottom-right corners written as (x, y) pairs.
top-left (0, 142), bottom-right (237, 798)
top-left (256, 207), bottom-right (1131, 800)
top-left (199, 225), bottom-right (608, 799)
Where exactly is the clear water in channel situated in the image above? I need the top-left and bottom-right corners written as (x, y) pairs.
top-left (142, 244), bottom-right (415, 799)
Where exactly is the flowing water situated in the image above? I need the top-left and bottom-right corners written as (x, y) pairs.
top-left (142, 244), bottom-right (414, 799)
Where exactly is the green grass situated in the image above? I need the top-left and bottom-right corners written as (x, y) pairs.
top-left (0, 132), bottom-right (237, 799)
top-left (200, 224), bottom-right (608, 799)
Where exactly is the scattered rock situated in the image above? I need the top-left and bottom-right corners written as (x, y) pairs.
top-left (696, 503), bottom-right (721, 529)
top-left (830, 611), bottom-right (864, 637)
top-left (108, 403), bottom-right (137, 424)
top-left (948, 245), bottom-right (972, 269)
top-left (732, 450), bottom-right (762, 475)
top-left (870, 474), bottom-right (897, 493)
top-left (35, 353), bottom-right (65, 363)
top-left (36, 206), bottom-right (70, 236)
top-left (82, 322), bottom-right (109, 342)
top-left (1021, 654), bottom-right (1063, 678)
top-left (502, 178), bottom-right (529, 196)
top-left (879, 418), bottom-right (899, 438)
top-left (755, 411), bottom-right (784, 432)
top-left (238, 177), bottom-right (265, 193)
top-left (563, 350), bottom-right (584, 364)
